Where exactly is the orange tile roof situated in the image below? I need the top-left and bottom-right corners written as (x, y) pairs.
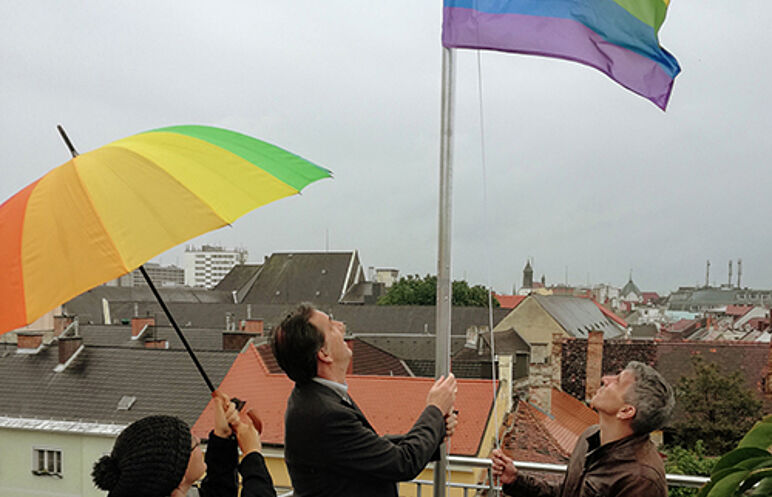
top-left (525, 389), bottom-right (598, 455)
top-left (494, 294), bottom-right (526, 309)
top-left (255, 340), bottom-right (411, 376)
top-left (500, 403), bottom-right (569, 464)
top-left (726, 305), bottom-right (753, 317)
top-left (193, 344), bottom-right (498, 456)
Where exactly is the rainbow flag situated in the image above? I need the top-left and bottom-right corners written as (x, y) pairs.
top-left (442, 0), bottom-right (681, 110)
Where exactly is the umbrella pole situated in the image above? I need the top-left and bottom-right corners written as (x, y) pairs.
top-left (139, 265), bottom-right (216, 392)
top-left (55, 126), bottom-right (216, 393)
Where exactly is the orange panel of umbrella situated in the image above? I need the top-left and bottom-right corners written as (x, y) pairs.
top-left (0, 124), bottom-right (331, 394)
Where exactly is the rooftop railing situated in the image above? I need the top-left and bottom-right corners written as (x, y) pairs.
top-left (407, 455), bottom-right (710, 496)
top-left (275, 455), bottom-right (710, 497)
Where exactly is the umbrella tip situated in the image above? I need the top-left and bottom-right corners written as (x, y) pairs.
top-left (56, 124), bottom-right (79, 158)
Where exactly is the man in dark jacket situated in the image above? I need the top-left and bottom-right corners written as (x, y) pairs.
top-left (492, 361), bottom-right (674, 497)
top-left (272, 303), bottom-right (458, 497)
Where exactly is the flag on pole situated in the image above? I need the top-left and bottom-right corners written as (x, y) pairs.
top-left (442, 0), bottom-right (681, 110)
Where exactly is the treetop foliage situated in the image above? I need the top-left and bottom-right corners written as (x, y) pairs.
top-left (377, 274), bottom-right (498, 307)
top-left (670, 357), bottom-right (762, 456)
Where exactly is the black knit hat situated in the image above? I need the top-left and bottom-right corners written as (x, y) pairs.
top-left (92, 415), bottom-right (191, 497)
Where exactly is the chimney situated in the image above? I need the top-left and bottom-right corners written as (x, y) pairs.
top-left (145, 339), bottom-right (169, 349)
top-left (222, 332), bottom-right (253, 351)
top-left (16, 332), bottom-right (44, 353)
top-left (705, 259), bottom-right (710, 287)
top-left (528, 360), bottom-right (552, 415)
top-left (131, 316), bottom-right (155, 338)
top-left (53, 315), bottom-right (74, 337)
top-left (728, 260), bottom-right (733, 287)
top-left (551, 333), bottom-right (563, 389)
top-left (585, 331), bottom-right (604, 402)
top-left (738, 259), bottom-right (743, 288)
top-left (58, 336), bottom-right (83, 366)
top-left (240, 319), bottom-right (264, 334)
top-left (498, 355), bottom-right (514, 412)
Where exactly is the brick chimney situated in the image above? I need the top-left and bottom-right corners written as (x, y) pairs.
top-left (132, 317), bottom-right (155, 338)
top-left (53, 336), bottom-right (84, 372)
top-left (551, 333), bottom-right (563, 389)
top-left (585, 331), bottom-right (604, 402)
top-left (58, 336), bottom-right (83, 364)
top-left (240, 319), bottom-right (264, 335)
top-left (223, 332), bottom-right (253, 351)
top-left (16, 332), bottom-right (44, 353)
top-left (145, 339), bottom-right (168, 349)
top-left (53, 315), bottom-right (74, 337)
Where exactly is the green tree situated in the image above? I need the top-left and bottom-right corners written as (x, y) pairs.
top-left (695, 415), bottom-right (772, 497)
top-left (670, 357), bottom-right (762, 456)
top-left (377, 274), bottom-right (498, 307)
top-left (664, 441), bottom-right (716, 497)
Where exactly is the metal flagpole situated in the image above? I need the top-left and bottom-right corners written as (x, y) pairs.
top-left (434, 46), bottom-right (455, 497)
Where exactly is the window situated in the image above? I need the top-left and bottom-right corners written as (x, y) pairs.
top-left (32, 448), bottom-right (62, 477)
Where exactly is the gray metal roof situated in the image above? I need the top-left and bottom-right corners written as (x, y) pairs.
top-left (533, 295), bottom-right (623, 338)
top-left (70, 301), bottom-right (508, 339)
top-left (214, 264), bottom-right (262, 293)
top-left (0, 344), bottom-right (238, 427)
top-left (78, 325), bottom-right (229, 351)
top-left (240, 251), bottom-right (363, 305)
top-left (64, 285), bottom-right (232, 324)
top-left (668, 287), bottom-right (772, 310)
top-left (621, 278), bottom-right (642, 297)
top-left (355, 335), bottom-right (468, 361)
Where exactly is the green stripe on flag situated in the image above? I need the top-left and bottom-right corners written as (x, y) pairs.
top-left (612, 0), bottom-right (668, 31)
top-left (146, 125), bottom-right (331, 191)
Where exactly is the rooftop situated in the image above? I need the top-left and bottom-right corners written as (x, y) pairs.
top-left (193, 344), bottom-right (498, 456)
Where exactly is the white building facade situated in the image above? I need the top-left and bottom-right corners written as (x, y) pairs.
top-left (183, 245), bottom-right (247, 289)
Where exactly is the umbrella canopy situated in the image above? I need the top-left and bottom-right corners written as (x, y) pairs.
top-left (0, 125), bottom-right (331, 335)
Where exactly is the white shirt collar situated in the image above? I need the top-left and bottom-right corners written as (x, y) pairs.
top-left (312, 377), bottom-right (349, 401)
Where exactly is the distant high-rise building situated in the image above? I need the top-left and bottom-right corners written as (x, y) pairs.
top-left (134, 262), bottom-right (185, 288)
top-left (104, 262), bottom-right (185, 288)
top-left (183, 245), bottom-right (248, 289)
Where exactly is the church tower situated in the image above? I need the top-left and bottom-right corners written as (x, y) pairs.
top-left (522, 260), bottom-right (534, 289)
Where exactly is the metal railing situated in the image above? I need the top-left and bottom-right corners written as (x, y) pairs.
top-left (407, 455), bottom-right (710, 496)
top-left (272, 455), bottom-right (709, 496)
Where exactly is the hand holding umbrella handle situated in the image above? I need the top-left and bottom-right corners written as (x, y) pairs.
top-left (230, 396), bottom-right (263, 434)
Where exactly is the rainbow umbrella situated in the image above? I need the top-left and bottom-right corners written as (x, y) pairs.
top-left (0, 124), bottom-right (330, 388)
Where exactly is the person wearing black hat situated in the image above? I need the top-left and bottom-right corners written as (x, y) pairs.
top-left (92, 391), bottom-right (275, 497)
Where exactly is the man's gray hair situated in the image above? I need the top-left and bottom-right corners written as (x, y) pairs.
top-left (624, 361), bottom-right (675, 434)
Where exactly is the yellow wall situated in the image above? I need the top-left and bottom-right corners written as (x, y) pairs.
top-left (494, 297), bottom-right (566, 354)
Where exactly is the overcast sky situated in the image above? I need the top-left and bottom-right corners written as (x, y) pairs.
top-left (1, 1), bottom-right (769, 295)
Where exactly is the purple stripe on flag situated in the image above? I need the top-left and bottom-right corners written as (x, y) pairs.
top-left (442, 7), bottom-right (674, 109)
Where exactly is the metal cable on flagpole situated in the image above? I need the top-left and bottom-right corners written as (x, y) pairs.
top-left (476, 48), bottom-right (502, 497)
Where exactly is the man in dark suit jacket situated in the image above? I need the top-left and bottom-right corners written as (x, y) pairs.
top-left (272, 303), bottom-right (458, 497)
